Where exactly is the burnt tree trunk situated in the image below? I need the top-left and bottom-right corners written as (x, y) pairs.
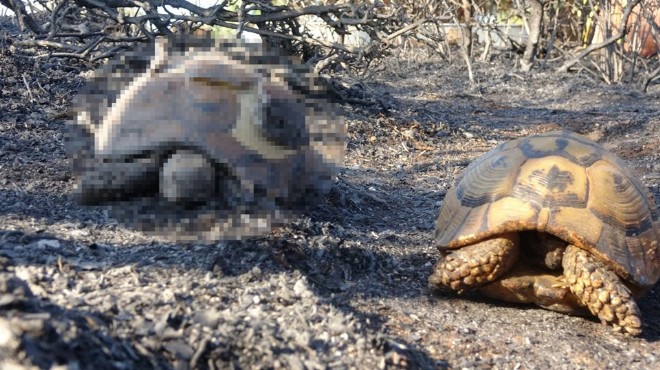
top-left (0, 0), bottom-right (45, 34)
top-left (521, 0), bottom-right (544, 72)
top-left (461, 0), bottom-right (474, 56)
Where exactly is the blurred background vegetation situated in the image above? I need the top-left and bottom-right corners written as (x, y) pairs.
top-left (0, 0), bottom-right (658, 88)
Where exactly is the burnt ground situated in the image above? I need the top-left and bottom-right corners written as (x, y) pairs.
top-left (1, 22), bottom-right (660, 370)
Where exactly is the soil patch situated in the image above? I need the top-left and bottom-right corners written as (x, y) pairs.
top-left (1, 24), bottom-right (659, 369)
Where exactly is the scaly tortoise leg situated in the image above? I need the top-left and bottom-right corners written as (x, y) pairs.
top-left (477, 266), bottom-right (588, 315)
top-left (562, 245), bottom-right (642, 335)
top-left (160, 150), bottom-right (217, 205)
top-left (429, 233), bottom-right (520, 293)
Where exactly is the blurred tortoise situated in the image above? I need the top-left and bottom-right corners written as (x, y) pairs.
top-left (65, 35), bottom-right (345, 242)
top-left (429, 130), bottom-right (659, 335)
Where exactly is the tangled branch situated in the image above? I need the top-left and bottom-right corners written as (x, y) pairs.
top-left (557, 0), bottom-right (642, 73)
top-left (2, 0), bottom-right (448, 73)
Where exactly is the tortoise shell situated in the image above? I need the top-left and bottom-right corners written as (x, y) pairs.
top-left (435, 130), bottom-right (660, 288)
top-left (65, 35), bottom-right (345, 242)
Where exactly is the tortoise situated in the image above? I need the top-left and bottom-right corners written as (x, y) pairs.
top-left (65, 35), bottom-right (345, 242)
top-left (429, 130), bottom-right (659, 335)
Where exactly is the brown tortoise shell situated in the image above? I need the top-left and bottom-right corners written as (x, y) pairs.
top-left (435, 130), bottom-right (660, 288)
top-left (66, 36), bottom-right (345, 242)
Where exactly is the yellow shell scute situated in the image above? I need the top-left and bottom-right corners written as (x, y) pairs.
top-left (547, 207), bottom-right (603, 245)
top-left (512, 156), bottom-right (588, 208)
top-left (586, 160), bottom-right (648, 228)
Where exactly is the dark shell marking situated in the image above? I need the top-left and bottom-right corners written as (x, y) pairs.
top-left (436, 130), bottom-right (660, 288)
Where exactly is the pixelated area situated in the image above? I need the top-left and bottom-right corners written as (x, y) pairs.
top-left (65, 35), bottom-right (345, 242)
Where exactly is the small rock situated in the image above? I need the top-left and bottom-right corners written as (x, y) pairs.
top-left (0, 318), bottom-right (16, 347)
top-left (34, 238), bottom-right (60, 249)
top-left (293, 279), bottom-right (309, 298)
top-left (163, 341), bottom-right (194, 360)
top-left (402, 129), bottom-right (416, 139)
top-left (193, 309), bottom-right (222, 327)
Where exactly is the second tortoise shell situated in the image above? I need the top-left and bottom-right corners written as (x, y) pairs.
top-left (435, 130), bottom-right (660, 288)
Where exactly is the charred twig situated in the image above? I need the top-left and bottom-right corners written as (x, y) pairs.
top-left (236, 0), bottom-right (247, 38)
top-left (15, 39), bottom-right (80, 51)
top-left (233, 22), bottom-right (356, 53)
top-left (0, 0), bottom-right (452, 84)
top-left (21, 73), bottom-right (35, 102)
top-left (47, 0), bottom-right (69, 40)
top-left (36, 32), bottom-right (105, 39)
top-left (0, 0), bottom-right (45, 33)
top-left (384, 17), bottom-right (429, 41)
top-left (642, 65), bottom-right (660, 92)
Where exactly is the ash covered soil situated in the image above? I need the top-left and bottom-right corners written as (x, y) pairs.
top-left (1, 27), bottom-right (660, 370)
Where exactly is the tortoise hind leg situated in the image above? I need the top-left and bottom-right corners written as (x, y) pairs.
top-left (562, 245), bottom-right (642, 335)
top-left (477, 266), bottom-right (588, 315)
top-left (429, 232), bottom-right (520, 293)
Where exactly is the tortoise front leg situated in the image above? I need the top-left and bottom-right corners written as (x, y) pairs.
top-left (73, 155), bottom-right (160, 204)
top-left (429, 233), bottom-right (520, 293)
top-left (160, 150), bottom-right (218, 205)
top-left (562, 245), bottom-right (642, 335)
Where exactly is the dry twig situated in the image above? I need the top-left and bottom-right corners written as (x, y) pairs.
top-left (21, 72), bottom-right (34, 101)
